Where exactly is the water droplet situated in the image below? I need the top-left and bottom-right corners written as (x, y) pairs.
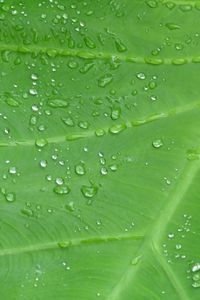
top-left (62, 117), bottom-right (74, 127)
top-left (35, 138), bottom-right (48, 148)
top-left (5, 192), bottom-right (16, 202)
top-left (6, 97), bottom-right (19, 107)
top-left (148, 81), bottom-right (156, 89)
top-left (98, 74), bottom-right (113, 88)
top-left (176, 244), bottom-right (182, 250)
top-left (58, 241), bottom-right (69, 248)
top-left (95, 129), bottom-right (105, 137)
top-left (146, 0), bottom-right (158, 8)
top-left (78, 121), bottom-right (89, 129)
top-left (131, 89), bottom-right (138, 96)
top-left (79, 62), bottom-right (94, 74)
top-left (68, 60), bottom-right (78, 69)
top-left (192, 263), bottom-right (200, 272)
top-left (179, 5), bottom-right (192, 12)
top-left (136, 72), bottom-right (146, 80)
top-left (175, 43), bottom-right (184, 51)
top-left (30, 115), bottom-right (38, 125)
top-left (111, 107), bottom-right (121, 120)
top-left (47, 99), bottom-right (68, 108)
top-left (31, 74), bottom-right (38, 80)
top-left (165, 23), bottom-right (180, 30)
top-left (54, 185), bottom-right (70, 195)
top-left (109, 164), bottom-right (118, 172)
top-left (65, 201), bottom-right (75, 212)
top-left (152, 139), bottom-right (163, 148)
top-left (40, 160), bottom-right (48, 168)
top-left (168, 233), bottom-right (174, 239)
top-left (84, 36), bottom-right (96, 49)
top-left (165, 2), bottom-right (175, 9)
top-left (81, 184), bottom-right (98, 199)
top-left (109, 123), bottom-right (126, 134)
top-left (193, 273), bottom-right (200, 281)
top-left (75, 164), bottom-right (86, 175)
top-left (192, 281), bottom-right (200, 288)
top-left (55, 177), bottom-right (64, 185)
top-left (9, 167), bottom-right (17, 174)
top-left (21, 208), bottom-right (34, 217)
top-left (29, 89), bottom-right (38, 96)
top-left (172, 58), bottom-right (187, 65)
top-left (115, 38), bottom-right (127, 52)
top-left (100, 167), bottom-right (108, 175)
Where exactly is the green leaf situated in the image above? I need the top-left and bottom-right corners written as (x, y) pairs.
top-left (0, 0), bottom-right (200, 299)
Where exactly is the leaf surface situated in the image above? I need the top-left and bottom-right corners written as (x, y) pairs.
top-left (0, 0), bottom-right (200, 299)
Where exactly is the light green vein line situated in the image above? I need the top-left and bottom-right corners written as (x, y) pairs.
top-left (107, 160), bottom-right (199, 300)
top-left (0, 43), bottom-right (200, 65)
top-left (0, 100), bottom-right (199, 148)
top-left (153, 246), bottom-right (190, 300)
top-left (162, 0), bottom-right (200, 5)
top-left (0, 234), bottom-right (144, 257)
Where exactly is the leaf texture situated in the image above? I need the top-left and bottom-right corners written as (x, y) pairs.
top-left (0, 0), bottom-right (200, 299)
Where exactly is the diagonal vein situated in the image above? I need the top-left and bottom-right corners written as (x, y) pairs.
top-left (0, 100), bottom-right (199, 148)
top-left (0, 233), bottom-right (143, 257)
top-left (106, 160), bottom-right (200, 300)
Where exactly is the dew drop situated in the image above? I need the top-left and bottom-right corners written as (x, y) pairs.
top-left (47, 99), bottom-right (68, 108)
top-left (146, 0), bottom-right (158, 8)
top-left (109, 123), bottom-right (126, 134)
top-left (62, 117), bottom-right (75, 127)
top-left (5, 192), bottom-right (16, 202)
top-left (35, 138), bottom-right (48, 148)
top-left (9, 167), bottom-right (17, 174)
top-left (111, 107), bottom-right (121, 120)
top-left (136, 72), bottom-right (146, 80)
top-left (100, 167), bottom-right (108, 175)
top-left (165, 23), bottom-right (180, 30)
top-left (152, 139), bottom-right (163, 148)
top-left (115, 38), bottom-right (127, 52)
top-left (81, 184), bottom-right (98, 199)
top-left (40, 160), bottom-right (48, 168)
top-left (75, 164), bottom-right (86, 175)
top-left (95, 129), bottom-right (105, 137)
top-left (6, 97), bottom-right (20, 107)
top-left (98, 74), bottom-right (113, 88)
top-left (54, 185), bottom-right (70, 195)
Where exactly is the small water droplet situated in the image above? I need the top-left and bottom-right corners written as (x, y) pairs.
top-left (109, 123), bottom-right (126, 134)
top-left (115, 38), bottom-right (127, 52)
top-left (165, 23), bottom-right (180, 30)
top-left (136, 72), bottom-right (146, 80)
top-left (62, 117), bottom-right (74, 127)
top-left (111, 107), bottom-right (121, 120)
top-left (35, 138), bottom-right (48, 148)
top-left (152, 139), bottom-right (163, 148)
top-left (40, 160), bottom-right (48, 168)
top-left (146, 0), bottom-right (158, 8)
top-left (5, 192), bottom-right (16, 202)
top-left (47, 99), bottom-right (68, 108)
top-left (81, 184), bottom-right (98, 199)
top-left (54, 185), bottom-right (70, 195)
top-left (98, 74), bottom-right (113, 88)
top-left (9, 166), bottom-right (17, 174)
top-left (100, 167), bottom-right (108, 175)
